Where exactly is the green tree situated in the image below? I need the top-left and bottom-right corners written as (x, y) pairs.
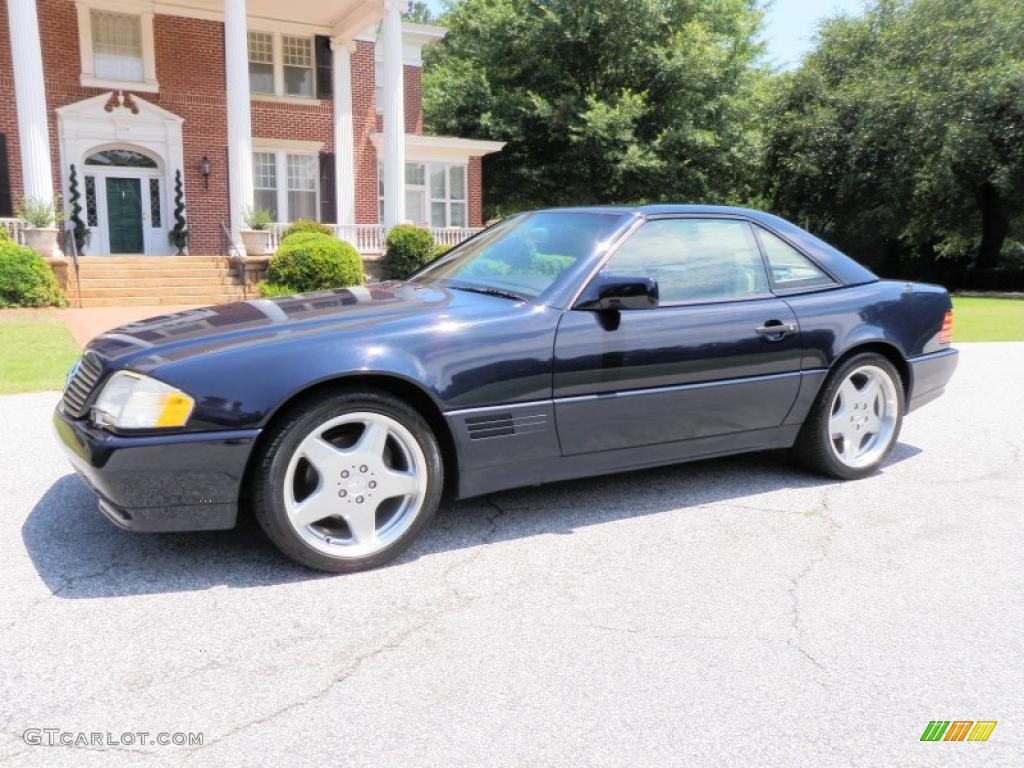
top-left (406, 1), bottom-right (436, 24)
top-left (423, 0), bottom-right (770, 218)
top-left (768, 0), bottom-right (1024, 276)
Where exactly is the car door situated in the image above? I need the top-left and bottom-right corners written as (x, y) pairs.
top-left (553, 216), bottom-right (804, 456)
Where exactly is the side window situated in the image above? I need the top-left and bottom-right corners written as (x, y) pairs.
top-left (605, 218), bottom-right (769, 304)
top-left (757, 228), bottom-right (834, 288)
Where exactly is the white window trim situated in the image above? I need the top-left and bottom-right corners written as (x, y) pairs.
top-left (76, 2), bottom-right (159, 93)
top-left (252, 143), bottom-right (322, 223)
top-left (249, 30), bottom-right (319, 103)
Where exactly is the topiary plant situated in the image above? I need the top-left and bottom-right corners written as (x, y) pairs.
top-left (0, 239), bottom-right (68, 307)
top-left (67, 164), bottom-right (89, 254)
top-left (281, 219), bottom-right (333, 242)
top-left (168, 169), bottom-right (188, 254)
top-left (383, 224), bottom-right (437, 279)
top-left (265, 232), bottom-right (363, 293)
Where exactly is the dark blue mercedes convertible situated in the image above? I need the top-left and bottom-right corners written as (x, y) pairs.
top-left (55, 206), bottom-right (959, 571)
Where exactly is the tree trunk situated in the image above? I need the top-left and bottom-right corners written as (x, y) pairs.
top-left (976, 182), bottom-right (1008, 271)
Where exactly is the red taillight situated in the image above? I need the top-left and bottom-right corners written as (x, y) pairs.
top-left (940, 310), bottom-right (953, 344)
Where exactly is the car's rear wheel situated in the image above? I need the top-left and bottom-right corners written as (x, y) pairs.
top-left (794, 352), bottom-right (904, 480)
top-left (251, 390), bottom-right (443, 572)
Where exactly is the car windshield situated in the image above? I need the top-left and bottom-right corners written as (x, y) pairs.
top-left (411, 212), bottom-right (627, 300)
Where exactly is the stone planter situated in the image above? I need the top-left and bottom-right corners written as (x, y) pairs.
top-left (22, 227), bottom-right (64, 261)
top-left (240, 229), bottom-right (272, 257)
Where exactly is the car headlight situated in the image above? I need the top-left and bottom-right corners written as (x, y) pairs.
top-left (91, 371), bottom-right (195, 430)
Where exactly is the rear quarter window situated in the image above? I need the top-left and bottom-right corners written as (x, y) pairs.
top-left (756, 227), bottom-right (835, 289)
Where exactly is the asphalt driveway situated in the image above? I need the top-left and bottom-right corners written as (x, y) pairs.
top-left (1, 344), bottom-right (1021, 767)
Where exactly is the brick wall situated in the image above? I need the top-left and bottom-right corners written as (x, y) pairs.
top-left (468, 157), bottom-right (483, 228)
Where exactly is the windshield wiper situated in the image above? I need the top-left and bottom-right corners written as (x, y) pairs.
top-left (448, 285), bottom-right (528, 302)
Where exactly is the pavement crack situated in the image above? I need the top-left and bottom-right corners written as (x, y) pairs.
top-left (785, 484), bottom-right (842, 679)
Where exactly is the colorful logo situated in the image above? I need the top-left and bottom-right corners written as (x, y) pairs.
top-left (920, 721), bottom-right (997, 742)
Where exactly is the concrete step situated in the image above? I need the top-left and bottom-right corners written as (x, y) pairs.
top-left (77, 294), bottom-right (248, 307)
top-left (73, 276), bottom-right (241, 288)
top-left (76, 284), bottom-right (247, 298)
top-left (73, 268), bottom-right (236, 279)
top-left (76, 257), bottom-right (229, 267)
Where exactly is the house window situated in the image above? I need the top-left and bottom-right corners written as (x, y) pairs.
top-left (430, 164), bottom-right (467, 228)
top-left (77, 4), bottom-right (157, 91)
top-left (247, 32), bottom-right (275, 95)
top-left (287, 154), bottom-right (318, 220)
top-left (91, 10), bottom-right (143, 82)
top-left (249, 32), bottom-right (317, 99)
top-left (252, 150), bottom-right (318, 222)
top-left (148, 178), bottom-right (161, 228)
top-left (84, 176), bottom-right (98, 227)
top-left (378, 162), bottom-right (468, 227)
top-left (252, 152), bottom-right (278, 219)
top-left (282, 36), bottom-right (314, 98)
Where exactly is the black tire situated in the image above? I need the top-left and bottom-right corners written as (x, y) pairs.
top-left (250, 389), bottom-right (443, 572)
top-left (794, 352), bottom-right (905, 480)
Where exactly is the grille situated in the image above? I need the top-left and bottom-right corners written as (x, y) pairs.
top-left (465, 412), bottom-right (548, 440)
top-left (62, 354), bottom-right (105, 418)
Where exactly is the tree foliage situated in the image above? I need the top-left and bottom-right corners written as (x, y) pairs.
top-left (767, 0), bottom-right (1024, 278)
top-left (423, 0), bottom-right (771, 217)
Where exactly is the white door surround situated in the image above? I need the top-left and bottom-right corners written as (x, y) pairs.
top-left (57, 92), bottom-right (184, 255)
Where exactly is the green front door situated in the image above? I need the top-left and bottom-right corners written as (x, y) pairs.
top-left (106, 178), bottom-right (144, 253)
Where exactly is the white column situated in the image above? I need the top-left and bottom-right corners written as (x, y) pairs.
top-left (380, 0), bottom-right (406, 230)
top-left (224, 0), bottom-right (254, 257)
top-left (7, 0), bottom-right (55, 207)
top-left (332, 38), bottom-right (356, 226)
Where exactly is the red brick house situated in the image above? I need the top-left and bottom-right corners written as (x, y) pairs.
top-left (0, 0), bottom-right (503, 303)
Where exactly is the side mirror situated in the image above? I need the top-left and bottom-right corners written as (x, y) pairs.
top-left (575, 274), bottom-right (659, 311)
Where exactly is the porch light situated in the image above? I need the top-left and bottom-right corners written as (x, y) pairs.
top-left (200, 155), bottom-right (211, 189)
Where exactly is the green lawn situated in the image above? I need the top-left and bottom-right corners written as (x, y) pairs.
top-left (951, 297), bottom-right (1024, 342)
top-left (0, 318), bottom-right (81, 394)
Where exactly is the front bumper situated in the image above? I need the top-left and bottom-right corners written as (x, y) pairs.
top-left (907, 347), bottom-right (959, 412)
top-left (54, 406), bottom-right (260, 532)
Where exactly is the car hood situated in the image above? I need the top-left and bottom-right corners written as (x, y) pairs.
top-left (84, 281), bottom-right (495, 367)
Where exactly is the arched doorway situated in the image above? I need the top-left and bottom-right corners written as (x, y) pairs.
top-left (83, 147), bottom-right (166, 254)
top-left (57, 93), bottom-right (185, 256)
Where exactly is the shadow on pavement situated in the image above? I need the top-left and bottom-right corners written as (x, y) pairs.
top-left (23, 443), bottom-right (922, 598)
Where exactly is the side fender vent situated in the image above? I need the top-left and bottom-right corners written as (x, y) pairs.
top-left (465, 412), bottom-right (548, 440)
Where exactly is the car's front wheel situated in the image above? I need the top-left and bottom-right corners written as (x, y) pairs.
top-left (795, 352), bottom-right (904, 480)
top-left (251, 390), bottom-right (443, 572)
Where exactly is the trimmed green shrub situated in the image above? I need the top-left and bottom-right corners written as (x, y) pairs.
top-left (0, 241), bottom-right (67, 308)
top-left (0, 226), bottom-right (11, 243)
top-left (257, 281), bottom-right (297, 298)
top-left (431, 243), bottom-right (452, 260)
top-left (281, 219), bottom-right (333, 242)
top-left (266, 232), bottom-right (364, 292)
top-left (383, 224), bottom-right (436, 279)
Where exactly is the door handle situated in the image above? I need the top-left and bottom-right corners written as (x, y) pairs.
top-left (755, 320), bottom-right (798, 340)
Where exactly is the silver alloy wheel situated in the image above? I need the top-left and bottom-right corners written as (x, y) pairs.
top-left (828, 364), bottom-right (900, 469)
top-left (282, 411), bottom-right (427, 558)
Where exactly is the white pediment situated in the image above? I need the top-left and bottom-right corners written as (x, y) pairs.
top-left (57, 92), bottom-right (184, 146)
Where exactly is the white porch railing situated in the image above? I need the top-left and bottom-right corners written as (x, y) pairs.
top-left (429, 227), bottom-right (483, 248)
top-left (335, 224), bottom-right (386, 254)
top-left (264, 223), bottom-right (482, 255)
top-left (0, 218), bottom-right (27, 245)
